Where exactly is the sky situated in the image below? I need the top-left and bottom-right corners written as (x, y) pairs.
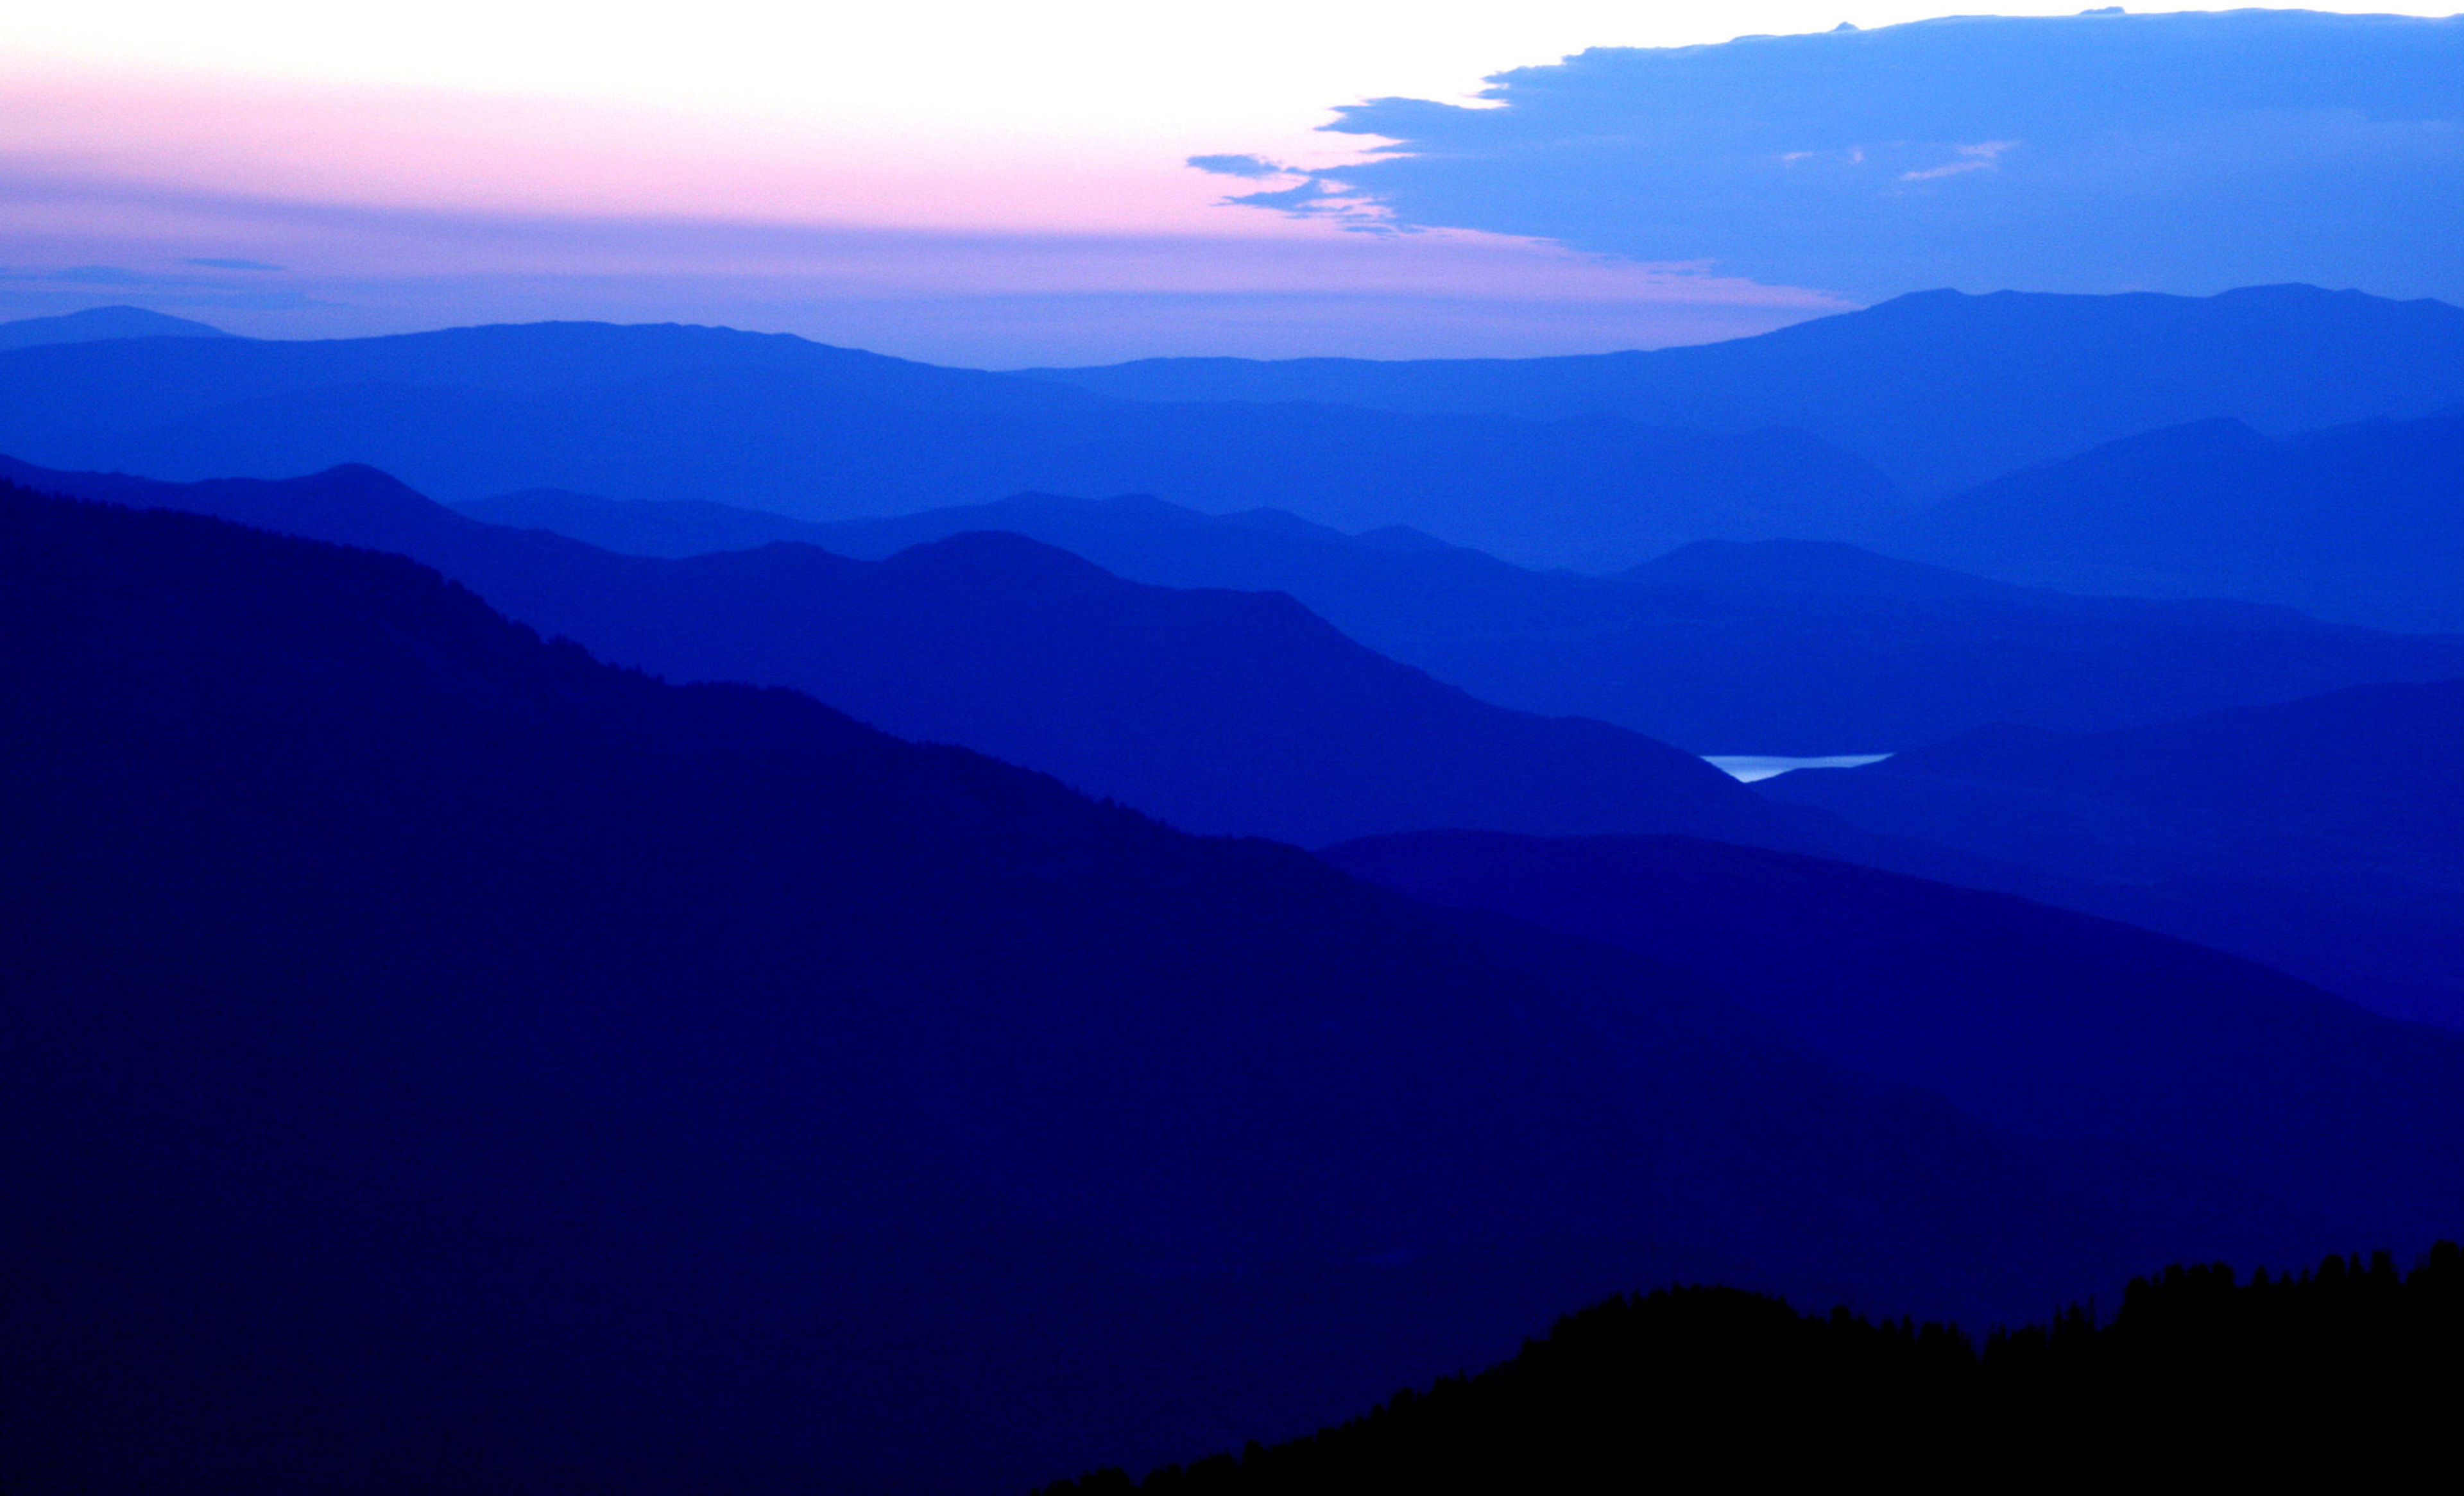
top-left (1, 3), bottom-right (2456, 364)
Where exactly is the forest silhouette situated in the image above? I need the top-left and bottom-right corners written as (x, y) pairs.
top-left (1040, 1244), bottom-right (2464, 1492)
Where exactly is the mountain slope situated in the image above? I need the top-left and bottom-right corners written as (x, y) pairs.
top-left (0, 455), bottom-right (1775, 846)
top-left (0, 484), bottom-right (2303, 1491)
top-left (1881, 412), bottom-right (2464, 632)
top-left (459, 485), bottom-right (824, 553)
top-left (0, 320), bottom-right (1899, 569)
top-left (470, 487), bottom-right (2464, 754)
top-left (1023, 284), bottom-right (2464, 492)
top-left (0, 304), bottom-right (232, 350)
top-left (1321, 829), bottom-right (2464, 1236)
top-left (1756, 680), bottom-right (2464, 1026)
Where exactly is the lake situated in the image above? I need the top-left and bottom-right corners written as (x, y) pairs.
top-left (1704, 753), bottom-right (1892, 783)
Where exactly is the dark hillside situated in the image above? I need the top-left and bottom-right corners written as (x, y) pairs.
top-left (1759, 681), bottom-right (2464, 1025)
top-left (3, 484), bottom-right (2278, 1491)
top-left (1320, 829), bottom-right (2464, 1236)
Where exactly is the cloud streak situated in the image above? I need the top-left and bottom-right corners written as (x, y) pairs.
top-left (1222, 10), bottom-right (2464, 302)
top-left (0, 171), bottom-right (1847, 364)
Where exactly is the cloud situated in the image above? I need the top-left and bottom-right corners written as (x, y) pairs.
top-left (1215, 10), bottom-right (2464, 302)
top-left (1186, 153), bottom-right (1290, 180)
top-left (0, 171), bottom-right (1846, 364)
top-left (185, 256), bottom-right (286, 270)
top-left (1899, 140), bottom-right (2017, 182)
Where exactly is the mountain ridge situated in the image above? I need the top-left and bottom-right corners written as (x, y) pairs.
top-left (454, 483), bottom-right (2464, 756)
top-left (0, 454), bottom-right (1777, 848)
top-left (0, 319), bottom-right (1901, 569)
top-left (0, 304), bottom-right (234, 351)
top-left (1881, 409), bottom-right (2464, 631)
top-left (1021, 284), bottom-right (2464, 492)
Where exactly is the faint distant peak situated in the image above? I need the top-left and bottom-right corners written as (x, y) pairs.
top-left (0, 305), bottom-right (234, 352)
top-left (1992, 416), bottom-right (2273, 478)
top-left (882, 527), bottom-right (1124, 581)
top-left (3, 303), bottom-right (232, 343)
top-left (980, 491), bottom-right (1195, 523)
top-left (1351, 524), bottom-right (1463, 555)
top-left (1621, 537), bottom-right (2026, 602)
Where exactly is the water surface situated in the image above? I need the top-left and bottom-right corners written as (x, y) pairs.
top-left (1704, 753), bottom-right (1892, 783)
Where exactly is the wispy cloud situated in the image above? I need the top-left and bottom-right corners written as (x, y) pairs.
top-left (0, 171), bottom-right (1846, 363)
top-left (1899, 140), bottom-right (2018, 182)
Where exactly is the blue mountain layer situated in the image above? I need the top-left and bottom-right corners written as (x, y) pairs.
top-left (4, 481), bottom-right (2356, 1492)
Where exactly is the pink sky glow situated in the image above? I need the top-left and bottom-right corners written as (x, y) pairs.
top-left (0, 48), bottom-right (1851, 362)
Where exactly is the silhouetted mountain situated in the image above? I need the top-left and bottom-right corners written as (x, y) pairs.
top-left (0, 319), bottom-right (1900, 569)
top-left (488, 487), bottom-right (2464, 754)
top-left (1575, 542), bottom-right (2464, 751)
top-left (1618, 536), bottom-right (2025, 600)
top-left (1881, 411), bottom-right (2464, 631)
top-left (1321, 829), bottom-right (2464, 1231)
top-left (1757, 680), bottom-right (2464, 1026)
top-left (1023, 284), bottom-right (2464, 492)
top-left (0, 455), bottom-right (1775, 846)
top-left (0, 303), bottom-right (233, 350)
top-left (1041, 1250), bottom-right (2464, 1493)
top-left (458, 485), bottom-right (824, 554)
top-left (1872, 680), bottom-right (2464, 860)
top-left (2, 484), bottom-right (2302, 1492)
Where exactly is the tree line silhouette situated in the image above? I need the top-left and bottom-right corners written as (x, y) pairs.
top-left (1041, 1244), bottom-right (2464, 1492)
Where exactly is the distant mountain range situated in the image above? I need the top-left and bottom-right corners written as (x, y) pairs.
top-left (463, 486), bottom-right (2464, 754)
top-left (21, 452), bottom-right (2454, 1021)
top-left (0, 303), bottom-right (232, 351)
top-left (13, 284), bottom-right (2459, 574)
top-left (1024, 284), bottom-right (2464, 493)
top-left (1880, 411), bottom-right (2464, 633)
top-left (0, 319), bottom-right (1899, 570)
top-left (0, 455), bottom-right (1776, 847)
top-left (1758, 679), bottom-right (2464, 1028)
top-left (707, 468), bottom-right (2464, 1024)
top-left (7, 483), bottom-right (2332, 1492)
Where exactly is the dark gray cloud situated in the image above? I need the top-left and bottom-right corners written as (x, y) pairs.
top-left (1227, 9), bottom-right (2464, 301)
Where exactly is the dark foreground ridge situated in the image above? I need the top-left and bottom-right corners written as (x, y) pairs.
top-left (11, 480), bottom-right (2320, 1492)
top-left (1039, 1244), bottom-right (2464, 1493)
